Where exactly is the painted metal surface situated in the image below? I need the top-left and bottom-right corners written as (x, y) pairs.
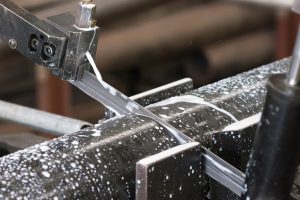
top-left (0, 58), bottom-right (291, 199)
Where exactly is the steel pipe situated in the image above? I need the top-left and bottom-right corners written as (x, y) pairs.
top-left (0, 100), bottom-right (91, 136)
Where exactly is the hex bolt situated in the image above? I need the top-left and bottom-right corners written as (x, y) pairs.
top-left (30, 38), bottom-right (39, 50)
top-left (43, 44), bottom-right (55, 58)
top-left (8, 39), bottom-right (17, 49)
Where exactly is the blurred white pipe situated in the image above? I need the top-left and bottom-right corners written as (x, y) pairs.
top-left (228, 0), bottom-right (293, 9)
top-left (293, 0), bottom-right (300, 14)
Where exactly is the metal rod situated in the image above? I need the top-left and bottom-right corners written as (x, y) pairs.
top-left (242, 74), bottom-right (300, 199)
top-left (0, 100), bottom-right (91, 136)
top-left (225, 0), bottom-right (293, 9)
top-left (288, 25), bottom-right (300, 86)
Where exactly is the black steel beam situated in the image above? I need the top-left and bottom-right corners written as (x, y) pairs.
top-left (0, 58), bottom-right (291, 199)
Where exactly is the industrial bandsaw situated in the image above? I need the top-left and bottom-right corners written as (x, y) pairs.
top-left (0, 0), bottom-right (300, 199)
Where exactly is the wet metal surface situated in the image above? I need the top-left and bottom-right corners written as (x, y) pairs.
top-left (105, 78), bottom-right (194, 119)
top-left (136, 142), bottom-right (207, 200)
top-left (210, 128), bottom-right (257, 200)
top-left (0, 58), bottom-right (291, 199)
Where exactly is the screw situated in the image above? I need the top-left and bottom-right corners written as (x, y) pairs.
top-left (89, 19), bottom-right (97, 27)
top-left (43, 44), bottom-right (55, 58)
top-left (8, 39), bottom-right (17, 49)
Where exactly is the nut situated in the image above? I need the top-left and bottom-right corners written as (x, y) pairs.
top-left (89, 19), bottom-right (97, 27)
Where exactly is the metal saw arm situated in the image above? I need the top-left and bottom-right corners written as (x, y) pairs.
top-left (0, 0), bottom-right (100, 80)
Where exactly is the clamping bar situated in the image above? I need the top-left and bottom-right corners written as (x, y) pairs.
top-left (0, 0), bottom-right (66, 70)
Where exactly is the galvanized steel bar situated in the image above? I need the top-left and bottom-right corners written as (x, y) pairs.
top-left (0, 100), bottom-right (91, 136)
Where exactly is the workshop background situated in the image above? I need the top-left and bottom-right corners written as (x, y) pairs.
top-left (0, 0), bottom-right (298, 146)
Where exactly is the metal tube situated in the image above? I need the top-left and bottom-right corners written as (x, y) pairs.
top-left (0, 100), bottom-right (91, 136)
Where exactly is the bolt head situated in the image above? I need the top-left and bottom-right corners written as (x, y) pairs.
top-left (43, 45), bottom-right (55, 57)
top-left (31, 38), bottom-right (39, 50)
top-left (8, 39), bottom-right (17, 49)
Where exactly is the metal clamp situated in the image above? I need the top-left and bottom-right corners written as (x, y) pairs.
top-left (0, 0), bottom-right (100, 80)
top-left (136, 142), bottom-right (245, 200)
